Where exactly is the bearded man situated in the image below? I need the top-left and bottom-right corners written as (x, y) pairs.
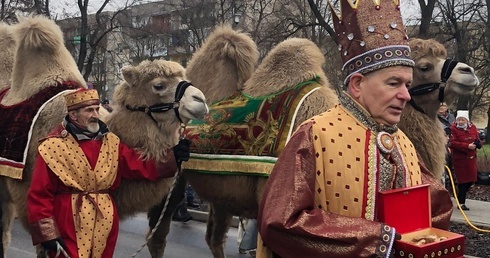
top-left (27, 88), bottom-right (190, 258)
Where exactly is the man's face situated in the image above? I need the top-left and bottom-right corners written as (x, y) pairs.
top-left (438, 105), bottom-right (448, 115)
top-left (350, 66), bottom-right (412, 126)
top-left (69, 104), bottom-right (100, 133)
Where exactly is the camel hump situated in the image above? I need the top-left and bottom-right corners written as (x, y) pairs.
top-left (0, 22), bottom-right (15, 83)
top-left (13, 15), bottom-right (64, 54)
top-left (244, 38), bottom-right (327, 96)
top-left (186, 24), bottom-right (259, 104)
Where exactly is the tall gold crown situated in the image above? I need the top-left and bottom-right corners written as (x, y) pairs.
top-left (329, 0), bottom-right (414, 84)
top-left (65, 88), bottom-right (100, 111)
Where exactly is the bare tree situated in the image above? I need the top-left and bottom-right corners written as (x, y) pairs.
top-left (0, 0), bottom-right (48, 21)
top-left (417, 0), bottom-right (437, 38)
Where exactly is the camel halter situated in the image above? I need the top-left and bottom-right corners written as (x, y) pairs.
top-left (125, 80), bottom-right (193, 124)
top-left (408, 59), bottom-right (459, 115)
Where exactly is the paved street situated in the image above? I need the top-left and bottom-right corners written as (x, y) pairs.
top-left (6, 213), bottom-right (243, 258)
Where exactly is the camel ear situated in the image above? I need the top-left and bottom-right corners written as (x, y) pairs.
top-left (121, 66), bottom-right (138, 86)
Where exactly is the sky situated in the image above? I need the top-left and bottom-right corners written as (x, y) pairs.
top-left (51, 0), bottom-right (422, 21)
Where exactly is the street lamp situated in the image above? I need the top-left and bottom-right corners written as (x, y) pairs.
top-left (232, 3), bottom-right (244, 25)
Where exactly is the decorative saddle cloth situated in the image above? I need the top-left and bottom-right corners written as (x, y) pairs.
top-left (183, 77), bottom-right (322, 176)
top-left (0, 82), bottom-right (81, 179)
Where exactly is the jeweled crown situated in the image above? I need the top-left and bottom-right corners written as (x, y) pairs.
top-left (329, 0), bottom-right (414, 84)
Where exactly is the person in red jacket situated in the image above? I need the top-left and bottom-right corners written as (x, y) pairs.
top-left (27, 88), bottom-right (190, 258)
top-left (449, 110), bottom-right (481, 211)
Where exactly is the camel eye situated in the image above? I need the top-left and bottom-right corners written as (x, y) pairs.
top-left (153, 83), bottom-right (165, 91)
top-left (417, 62), bottom-right (433, 73)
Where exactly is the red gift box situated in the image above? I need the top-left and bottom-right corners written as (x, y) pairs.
top-left (378, 184), bottom-right (465, 258)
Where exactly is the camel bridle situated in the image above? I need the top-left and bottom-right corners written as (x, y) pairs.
top-left (125, 80), bottom-right (193, 124)
top-left (408, 59), bottom-right (459, 114)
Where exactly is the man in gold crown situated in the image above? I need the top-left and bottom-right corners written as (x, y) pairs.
top-left (26, 88), bottom-right (190, 258)
top-left (257, 1), bottom-right (453, 257)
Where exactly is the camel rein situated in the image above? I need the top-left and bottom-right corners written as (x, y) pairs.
top-left (130, 123), bottom-right (188, 258)
top-left (408, 59), bottom-right (459, 114)
top-left (125, 80), bottom-right (193, 124)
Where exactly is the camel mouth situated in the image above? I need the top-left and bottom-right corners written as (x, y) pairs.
top-left (454, 82), bottom-right (478, 92)
top-left (183, 107), bottom-right (208, 121)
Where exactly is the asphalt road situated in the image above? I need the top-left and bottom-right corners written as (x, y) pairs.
top-left (6, 213), bottom-right (244, 258)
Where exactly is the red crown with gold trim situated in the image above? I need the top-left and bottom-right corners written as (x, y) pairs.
top-left (329, 0), bottom-right (414, 84)
top-left (65, 88), bottom-right (100, 111)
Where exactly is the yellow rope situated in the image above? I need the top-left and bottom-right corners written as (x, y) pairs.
top-left (445, 165), bottom-right (490, 233)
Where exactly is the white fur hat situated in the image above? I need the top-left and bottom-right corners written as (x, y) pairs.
top-left (456, 110), bottom-right (469, 121)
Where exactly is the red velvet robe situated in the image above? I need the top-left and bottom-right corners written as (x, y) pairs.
top-left (258, 112), bottom-right (453, 258)
top-left (27, 132), bottom-right (177, 258)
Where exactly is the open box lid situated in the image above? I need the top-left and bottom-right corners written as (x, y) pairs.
top-left (377, 184), bottom-right (431, 234)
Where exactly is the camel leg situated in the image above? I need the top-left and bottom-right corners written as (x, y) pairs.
top-left (206, 204), bottom-right (232, 258)
top-left (0, 201), bottom-right (16, 258)
top-left (146, 175), bottom-right (187, 258)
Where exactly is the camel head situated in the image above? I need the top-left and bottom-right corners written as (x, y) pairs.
top-left (186, 24), bottom-right (259, 104)
top-left (114, 59), bottom-right (208, 127)
top-left (244, 38), bottom-right (329, 97)
top-left (408, 38), bottom-right (479, 116)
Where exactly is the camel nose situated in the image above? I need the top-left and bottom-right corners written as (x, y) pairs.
top-left (457, 63), bottom-right (474, 74)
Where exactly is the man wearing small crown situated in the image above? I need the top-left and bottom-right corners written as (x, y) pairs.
top-left (257, 0), bottom-right (453, 257)
top-left (26, 88), bottom-right (191, 258)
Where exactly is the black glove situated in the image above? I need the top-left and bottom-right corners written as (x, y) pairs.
top-left (474, 140), bottom-right (482, 149)
top-left (41, 237), bottom-right (66, 252)
top-left (173, 138), bottom-right (191, 164)
top-left (395, 232), bottom-right (402, 240)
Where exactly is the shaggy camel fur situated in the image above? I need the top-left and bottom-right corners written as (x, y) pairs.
top-left (165, 25), bottom-right (336, 258)
top-left (0, 15), bottom-right (86, 257)
top-left (0, 24), bottom-right (15, 89)
top-left (106, 59), bottom-right (208, 257)
top-left (399, 38), bottom-right (479, 179)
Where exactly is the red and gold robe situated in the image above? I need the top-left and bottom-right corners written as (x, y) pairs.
top-left (27, 124), bottom-right (177, 258)
top-left (257, 94), bottom-right (453, 258)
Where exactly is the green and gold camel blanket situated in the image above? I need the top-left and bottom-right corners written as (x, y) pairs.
top-left (183, 77), bottom-right (322, 177)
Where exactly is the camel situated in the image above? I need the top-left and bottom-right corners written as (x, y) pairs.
top-left (107, 59), bottom-right (209, 219)
top-left (140, 25), bottom-right (338, 258)
top-left (400, 38), bottom-right (479, 180)
top-left (0, 15), bottom-right (209, 258)
top-left (143, 26), bottom-right (479, 258)
top-left (0, 15), bottom-right (86, 257)
top-left (0, 21), bottom-right (16, 258)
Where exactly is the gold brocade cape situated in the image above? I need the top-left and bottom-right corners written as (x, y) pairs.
top-left (257, 93), bottom-right (423, 258)
top-left (38, 132), bottom-right (120, 258)
top-left (184, 78), bottom-right (322, 176)
top-left (311, 103), bottom-right (422, 220)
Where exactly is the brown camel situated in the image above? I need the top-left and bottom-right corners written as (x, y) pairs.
top-left (400, 38), bottom-right (479, 180)
top-left (0, 15), bottom-right (208, 258)
top-left (165, 25), bottom-right (337, 258)
top-left (0, 15), bottom-right (86, 257)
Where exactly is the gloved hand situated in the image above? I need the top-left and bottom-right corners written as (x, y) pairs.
top-left (173, 138), bottom-right (191, 164)
top-left (41, 237), bottom-right (66, 252)
top-left (474, 139), bottom-right (482, 149)
top-left (395, 232), bottom-right (402, 240)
